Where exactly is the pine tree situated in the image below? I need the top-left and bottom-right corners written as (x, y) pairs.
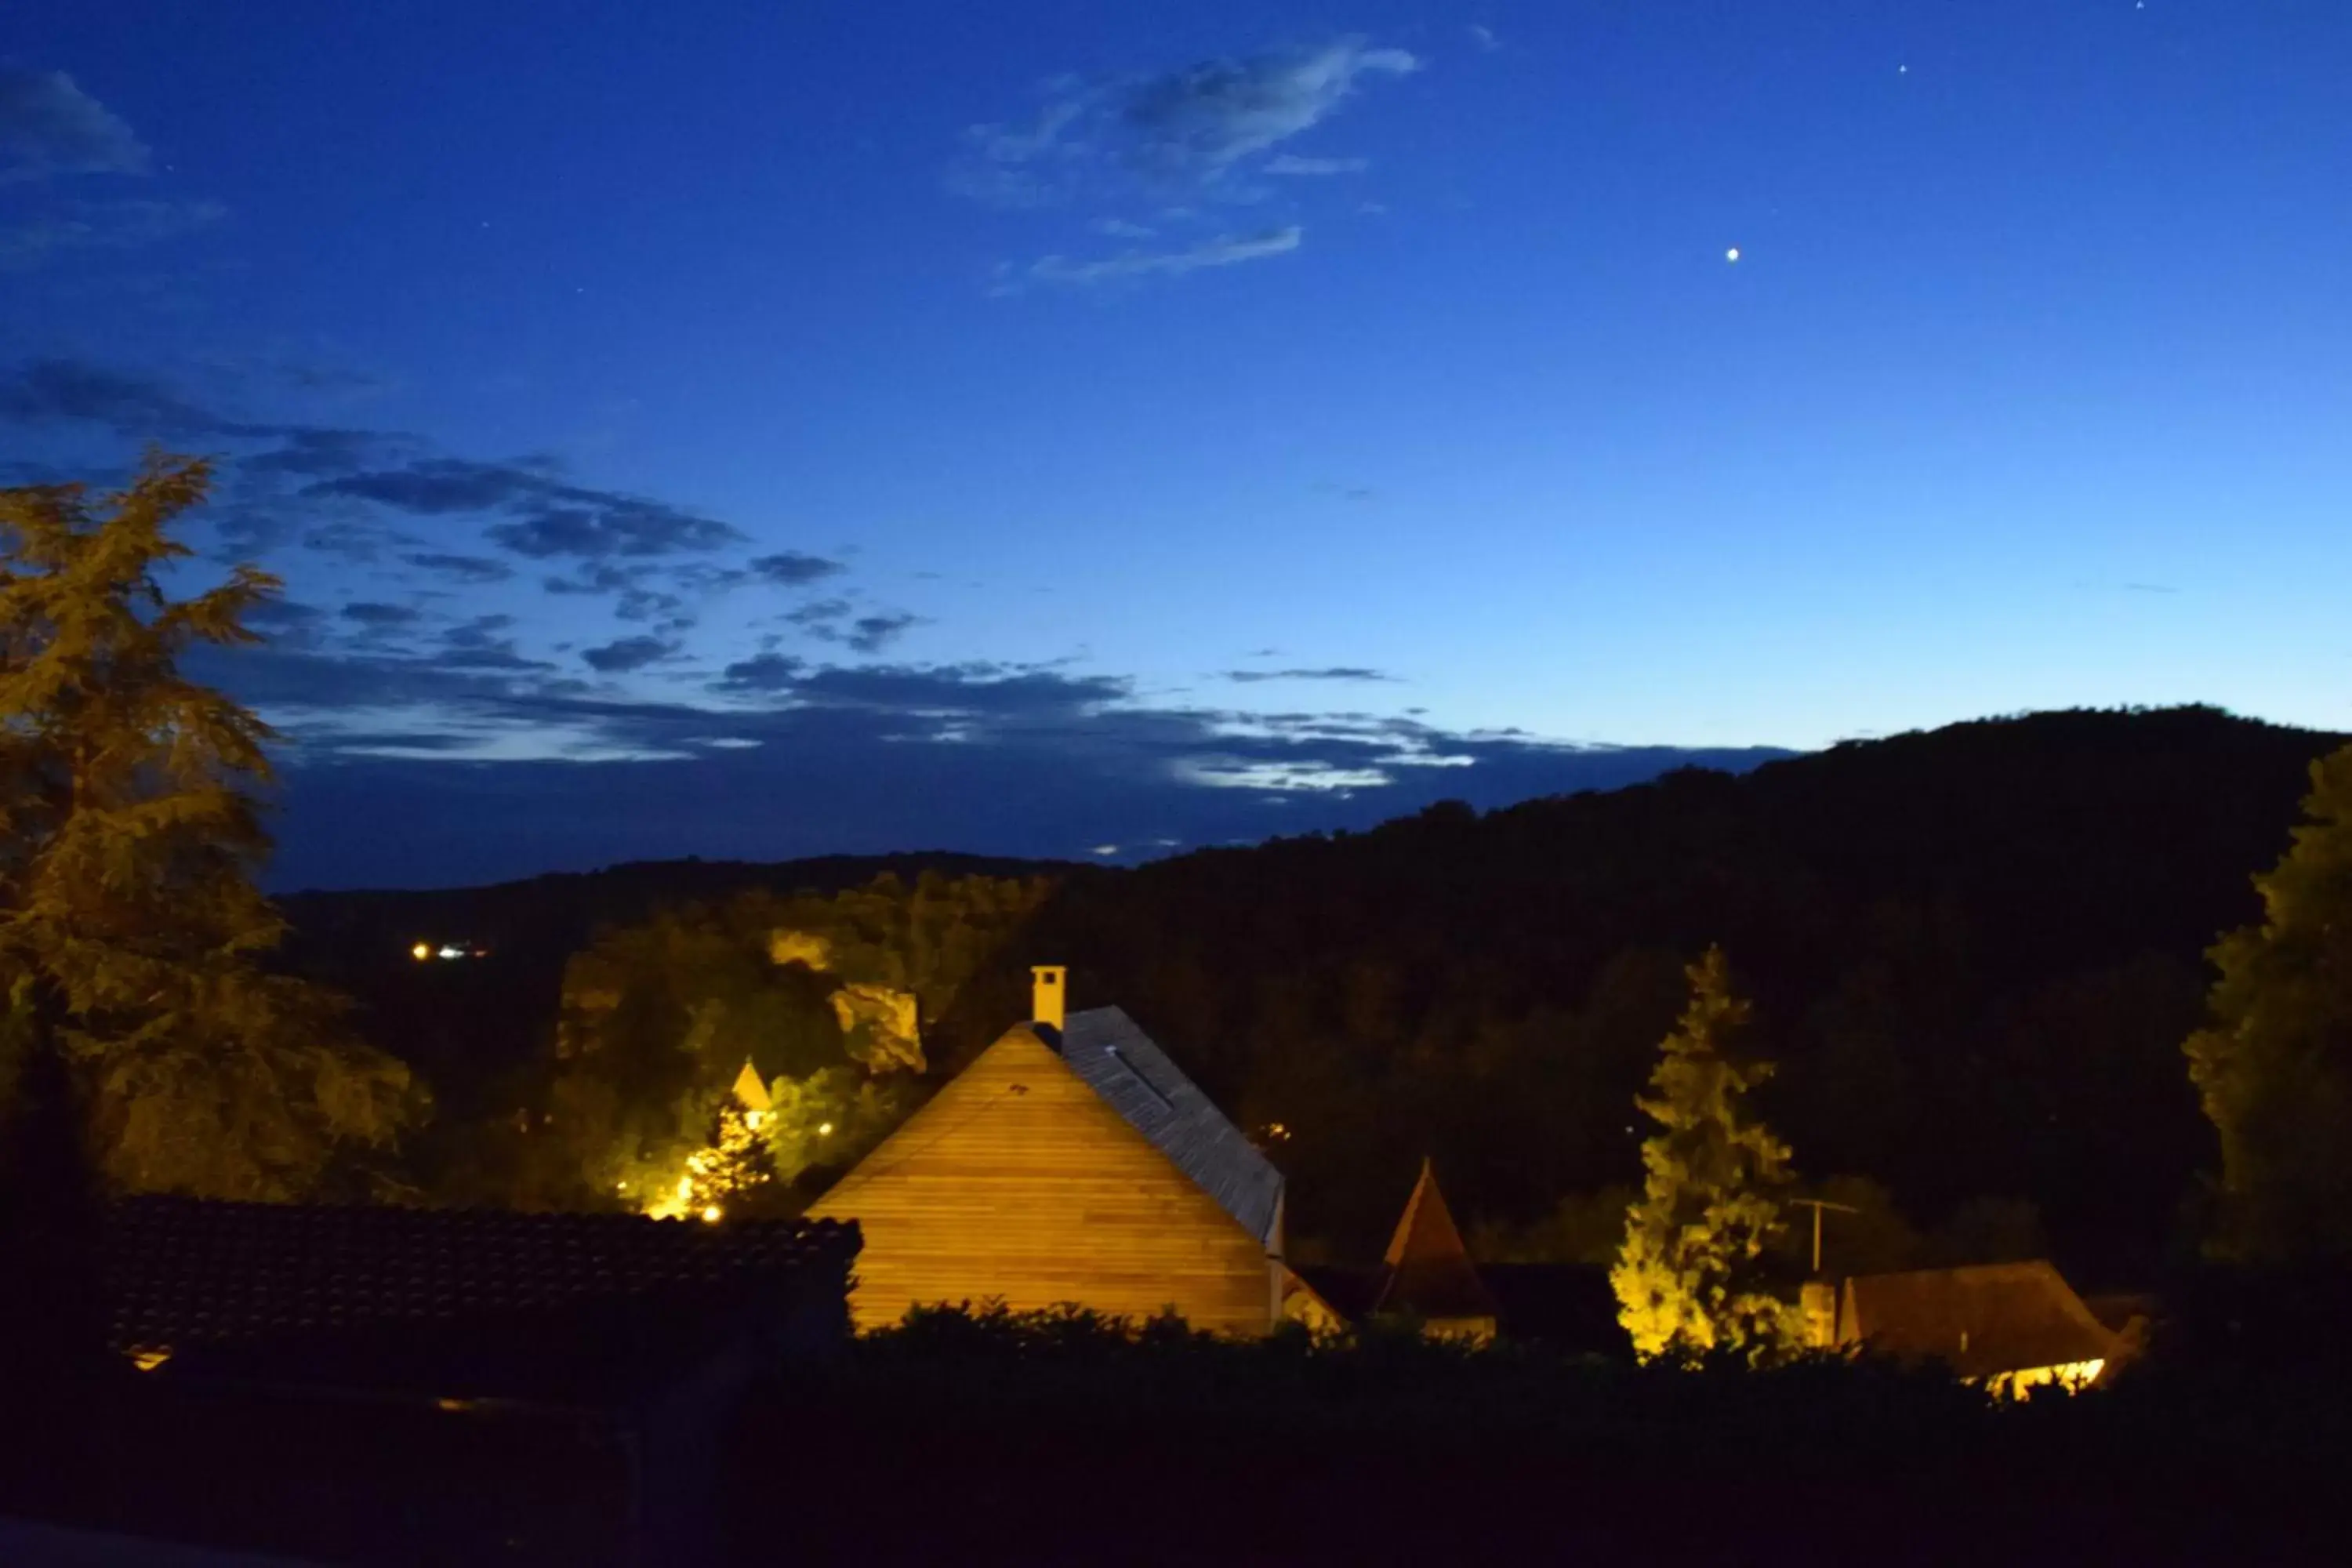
top-left (1612, 946), bottom-right (1802, 1360)
top-left (2185, 743), bottom-right (2352, 1262)
top-left (0, 455), bottom-right (416, 1198)
top-left (680, 1098), bottom-right (782, 1221)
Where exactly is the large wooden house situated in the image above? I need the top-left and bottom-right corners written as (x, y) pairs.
top-left (807, 967), bottom-right (1289, 1334)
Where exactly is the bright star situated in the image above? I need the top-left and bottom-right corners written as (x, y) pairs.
top-left (1726, 247), bottom-right (1741, 263)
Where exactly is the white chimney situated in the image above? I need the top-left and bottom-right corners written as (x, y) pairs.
top-left (1031, 964), bottom-right (1066, 1031)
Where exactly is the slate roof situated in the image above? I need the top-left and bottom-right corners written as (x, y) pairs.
top-left (1838, 1261), bottom-right (2125, 1381)
top-left (105, 1196), bottom-right (859, 1399)
top-left (1058, 1006), bottom-right (1284, 1248)
top-left (1370, 1159), bottom-right (1498, 1323)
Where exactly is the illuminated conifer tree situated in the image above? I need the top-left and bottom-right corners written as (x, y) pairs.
top-left (0, 456), bottom-right (414, 1198)
top-left (681, 1099), bottom-right (780, 1221)
top-left (1612, 946), bottom-right (1802, 1360)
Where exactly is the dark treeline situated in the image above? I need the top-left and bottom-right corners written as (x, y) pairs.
top-left (289, 706), bottom-right (2342, 1283)
top-left (1028, 705), bottom-right (2341, 1278)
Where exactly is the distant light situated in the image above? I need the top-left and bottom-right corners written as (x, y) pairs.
top-left (1726, 247), bottom-right (1741, 263)
top-left (129, 1347), bottom-right (172, 1373)
top-left (745, 1109), bottom-right (767, 1130)
top-left (437, 944), bottom-right (466, 960)
top-left (816, 1121), bottom-right (834, 1136)
top-left (700, 1205), bottom-right (723, 1224)
top-left (410, 942), bottom-right (432, 962)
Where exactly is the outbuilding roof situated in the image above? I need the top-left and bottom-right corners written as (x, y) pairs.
top-left (1370, 1158), bottom-right (1498, 1323)
top-left (105, 1196), bottom-right (859, 1399)
top-left (1838, 1260), bottom-right (2124, 1381)
top-left (1058, 1006), bottom-right (1284, 1248)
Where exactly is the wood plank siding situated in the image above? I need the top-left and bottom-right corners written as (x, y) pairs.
top-left (808, 1026), bottom-right (1276, 1334)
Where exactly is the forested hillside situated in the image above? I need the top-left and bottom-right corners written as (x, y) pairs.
top-left (1029, 706), bottom-right (2343, 1277)
top-left (288, 706), bottom-right (2345, 1283)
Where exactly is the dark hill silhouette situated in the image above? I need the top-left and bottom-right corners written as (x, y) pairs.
top-left (284, 707), bottom-right (2343, 1283)
top-left (1023, 706), bottom-right (2344, 1279)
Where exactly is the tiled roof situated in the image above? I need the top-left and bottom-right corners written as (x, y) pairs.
top-left (1058, 1007), bottom-right (1284, 1248)
top-left (1838, 1261), bottom-right (2124, 1381)
top-left (105, 1196), bottom-right (858, 1397)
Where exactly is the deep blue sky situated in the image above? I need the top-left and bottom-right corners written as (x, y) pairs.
top-left (5, 2), bottom-right (2347, 887)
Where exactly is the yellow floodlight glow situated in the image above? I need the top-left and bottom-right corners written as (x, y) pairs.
top-left (701, 1205), bottom-right (723, 1224)
top-left (410, 942), bottom-right (433, 962)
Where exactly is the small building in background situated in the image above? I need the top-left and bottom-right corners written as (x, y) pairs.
top-left (1834, 1260), bottom-right (2127, 1393)
top-left (1368, 1158), bottom-right (1499, 1344)
top-left (807, 967), bottom-right (1289, 1334)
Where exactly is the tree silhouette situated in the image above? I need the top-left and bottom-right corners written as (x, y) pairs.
top-left (2186, 742), bottom-right (2352, 1261)
top-left (1613, 947), bottom-right (1801, 1359)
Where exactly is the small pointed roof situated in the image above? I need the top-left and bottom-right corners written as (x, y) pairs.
top-left (731, 1059), bottom-right (772, 1113)
top-left (1371, 1159), bottom-right (1497, 1322)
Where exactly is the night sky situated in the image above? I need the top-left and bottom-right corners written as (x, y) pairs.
top-left (5, 3), bottom-right (2347, 887)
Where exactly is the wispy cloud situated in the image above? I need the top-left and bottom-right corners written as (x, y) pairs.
top-left (955, 38), bottom-right (1415, 202)
top-left (1025, 225), bottom-right (1302, 286)
top-left (199, 639), bottom-right (1792, 890)
top-left (958, 37), bottom-right (1416, 291)
top-left (306, 457), bottom-right (745, 560)
top-left (1262, 154), bottom-right (1368, 176)
top-left (0, 354), bottom-right (851, 657)
top-left (1116, 39), bottom-right (1415, 180)
top-left (403, 551), bottom-right (514, 584)
top-left (0, 356), bottom-right (226, 435)
top-left (440, 615), bottom-right (550, 671)
top-left (0, 197), bottom-right (225, 270)
top-left (341, 601), bottom-right (422, 629)
top-left (583, 635), bottom-right (678, 673)
top-left (1469, 24), bottom-right (1500, 53)
top-left (748, 550), bottom-right (847, 586)
top-left (782, 597), bottom-right (924, 655)
top-left (0, 68), bottom-right (149, 183)
top-left (1223, 666), bottom-right (1399, 684)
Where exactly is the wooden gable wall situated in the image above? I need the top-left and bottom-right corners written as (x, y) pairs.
top-left (807, 1027), bottom-right (1275, 1334)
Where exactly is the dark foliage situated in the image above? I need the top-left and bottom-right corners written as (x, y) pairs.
top-left (285, 706), bottom-right (2342, 1282)
top-left (1027, 706), bottom-right (2343, 1276)
top-left (720, 1298), bottom-right (2349, 1566)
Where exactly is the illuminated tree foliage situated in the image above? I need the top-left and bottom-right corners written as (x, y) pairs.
top-left (0, 456), bottom-right (416, 1198)
top-left (535, 872), bottom-right (1049, 1210)
top-left (1613, 947), bottom-right (1801, 1360)
top-left (680, 1100), bottom-right (782, 1220)
top-left (2185, 743), bottom-right (2352, 1262)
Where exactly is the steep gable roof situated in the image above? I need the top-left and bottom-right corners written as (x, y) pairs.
top-left (1370, 1158), bottom-right (1497, 1323)
top-left (1058, 1006), bottom-right (1283, 1248)
top-left (1838, 1260), bottom-right (2124, 1380)
top-left (808, 1023), bottom-right (1276, 1331)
